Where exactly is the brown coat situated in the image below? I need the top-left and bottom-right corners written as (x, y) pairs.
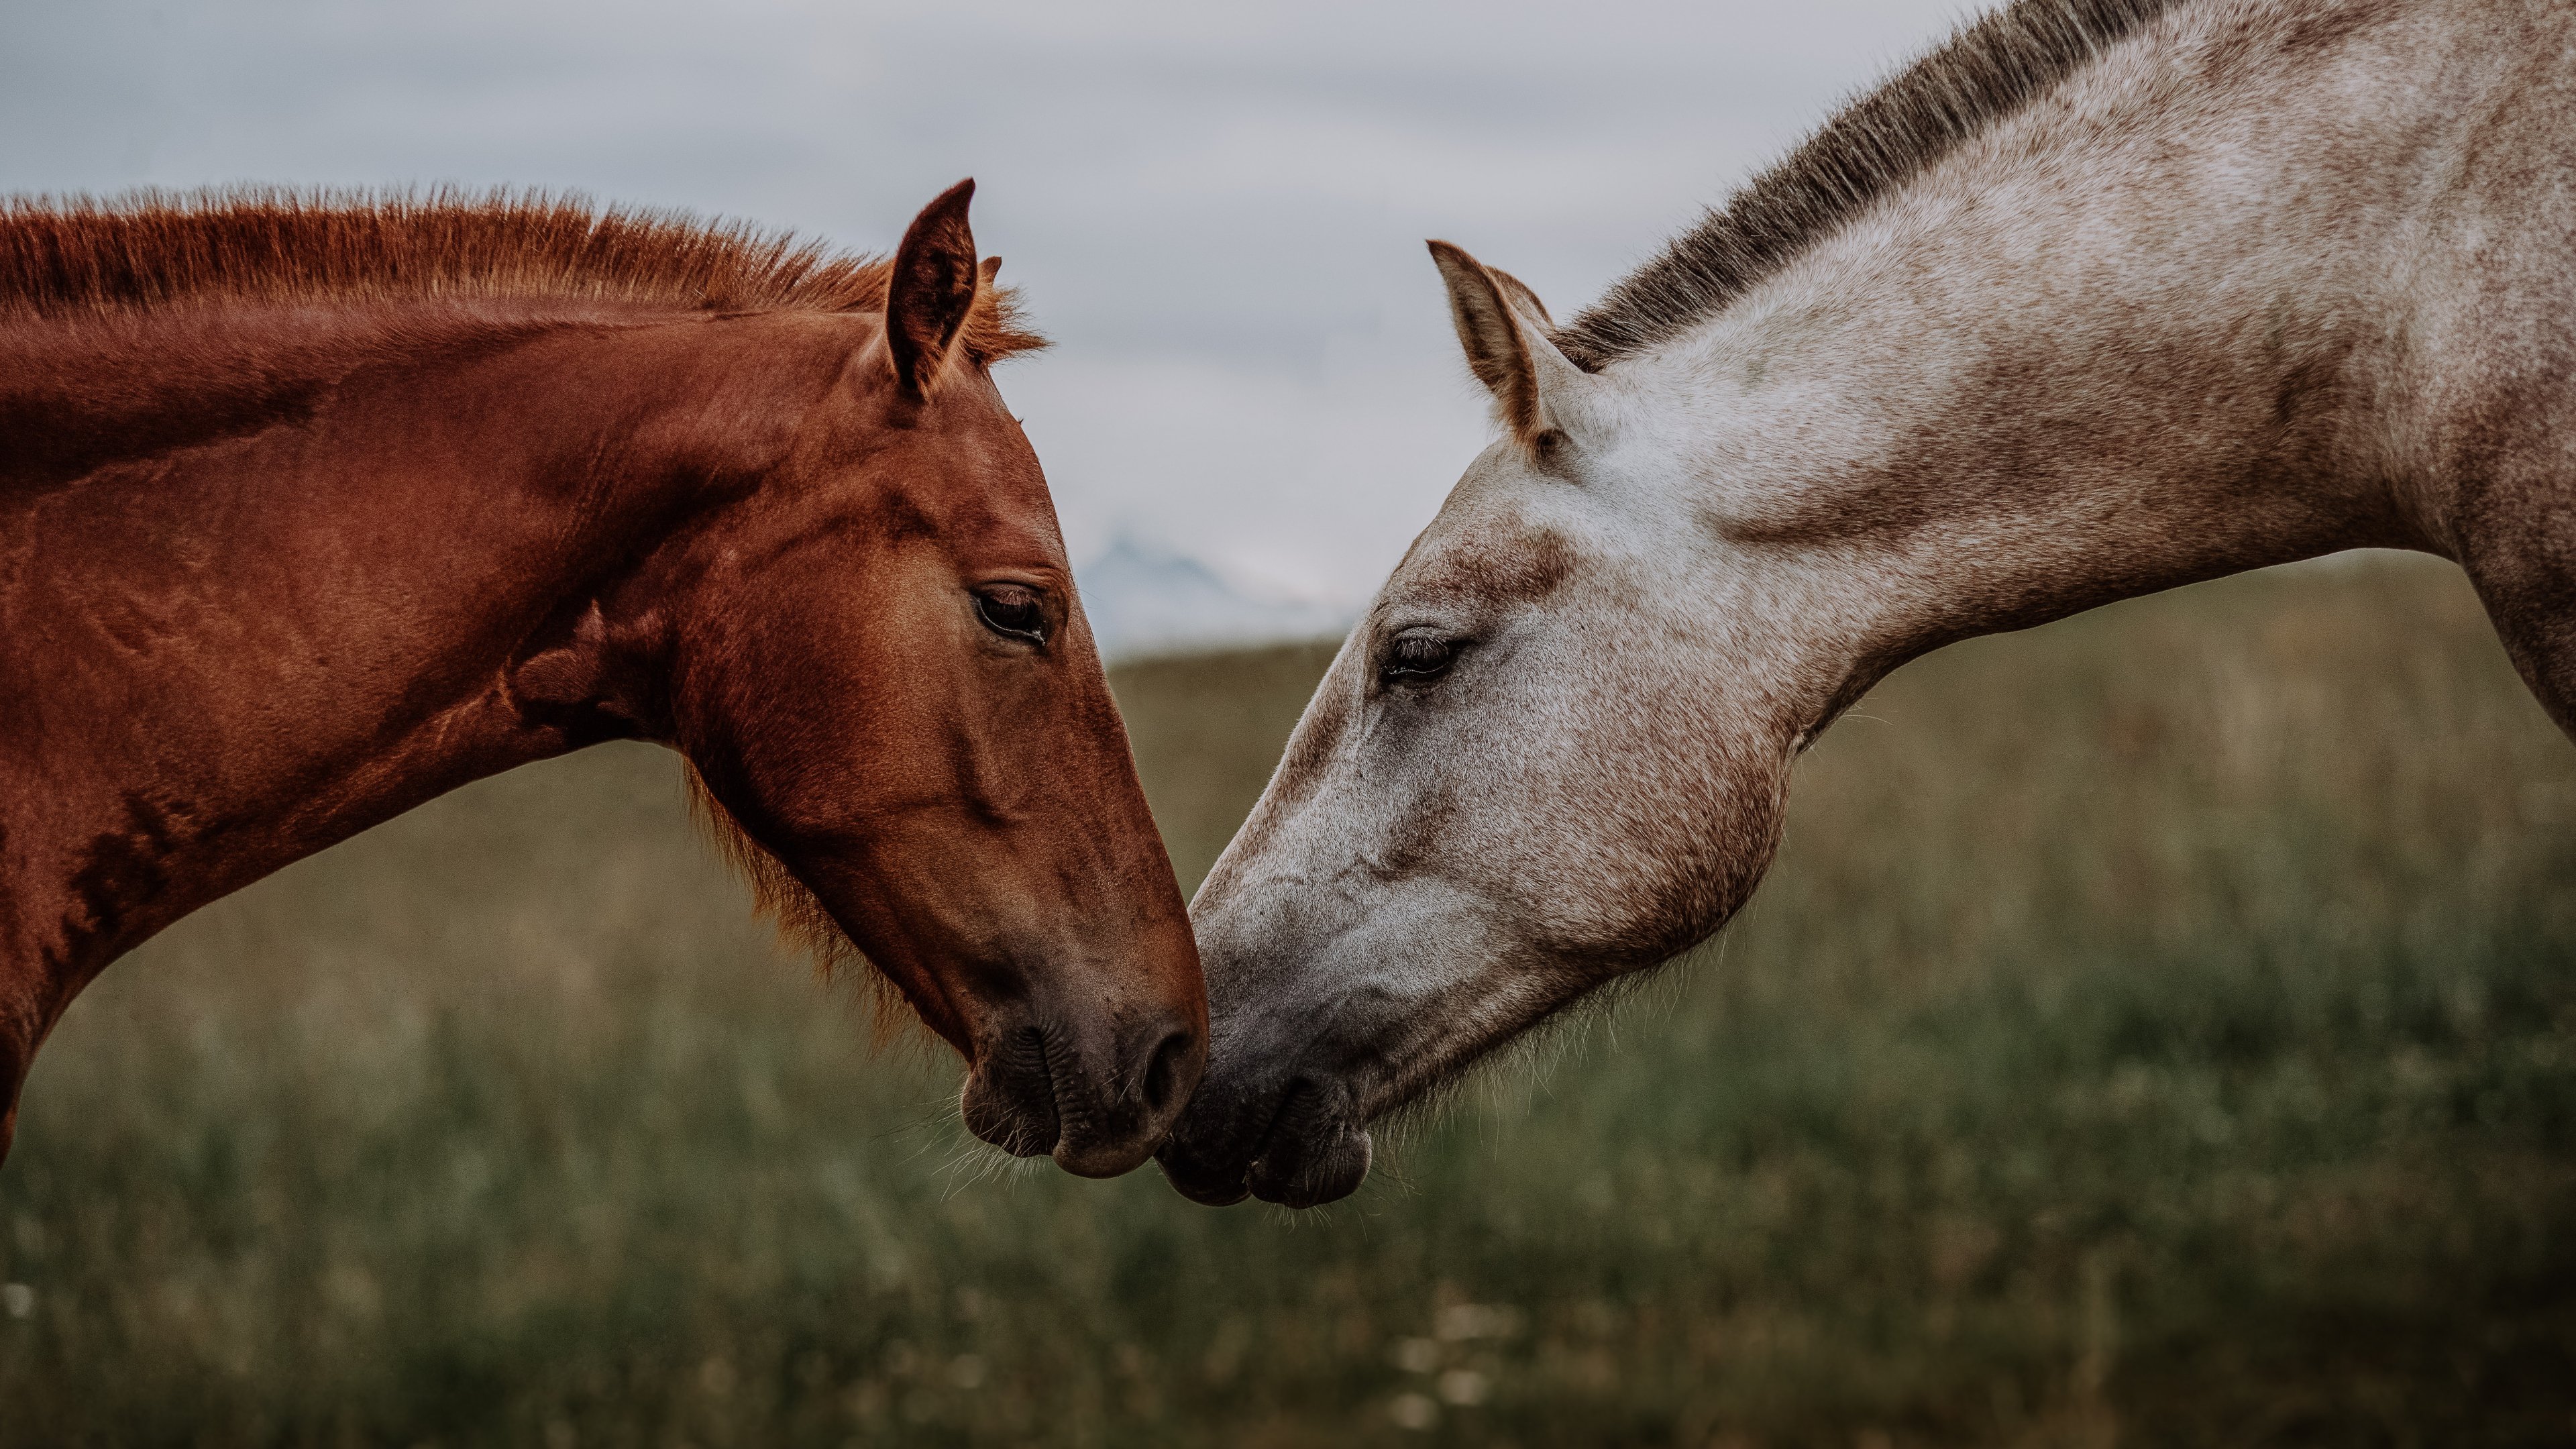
top-left (0, 184), bottom-right (1204, 1176)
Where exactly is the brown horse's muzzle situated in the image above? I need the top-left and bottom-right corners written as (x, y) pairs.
top-left (958, 989), bottom-right (1204, 1178)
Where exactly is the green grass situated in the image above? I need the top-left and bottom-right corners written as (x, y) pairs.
top-left (4, 554), bottom-right (2574, 1446)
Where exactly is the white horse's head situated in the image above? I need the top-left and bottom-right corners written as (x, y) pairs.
top-left (1154, 0), bottom-right (2475, 1209)
top-left (1159, 244), bottom-right (1850, 1208)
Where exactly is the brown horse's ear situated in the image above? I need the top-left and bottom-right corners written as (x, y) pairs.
top-left (885, 178), bottom-right (982, 400)
top-left (1428, 239), bottom-right (1585, 449)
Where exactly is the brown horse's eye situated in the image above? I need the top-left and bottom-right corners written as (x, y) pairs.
top-left (974, 585), bottom-right (1047, 645)
top-left (1381, 632), bottom-right (1458, 683)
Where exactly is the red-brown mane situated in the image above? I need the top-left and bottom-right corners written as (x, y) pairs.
top-left (0, 186), bottom-right (1044, 362)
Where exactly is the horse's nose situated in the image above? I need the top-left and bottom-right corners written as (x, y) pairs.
top-left (959, 1006), bottom-right (1204, 1179)
top-left (1156, 1062), bottom-right (1373, 1209)
top-left (1056, 1017), bottom-right (1203, 1178)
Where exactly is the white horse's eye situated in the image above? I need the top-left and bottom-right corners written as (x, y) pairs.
top-left (1381, 633), bottom-right (1458, 682)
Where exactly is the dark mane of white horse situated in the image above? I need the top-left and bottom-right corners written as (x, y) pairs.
top-left (1555, 0), bottom-right (2192, 369)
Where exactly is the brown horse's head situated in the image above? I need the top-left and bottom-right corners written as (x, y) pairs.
top-left (530, 183), bottom-right (1203, 1176)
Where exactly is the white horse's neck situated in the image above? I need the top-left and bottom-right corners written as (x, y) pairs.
top-left (1603, 0), bottom-right (2474, 704)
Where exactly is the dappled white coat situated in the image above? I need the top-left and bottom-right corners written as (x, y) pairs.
top-left (1161, 0), bottom-right (2576, 1208)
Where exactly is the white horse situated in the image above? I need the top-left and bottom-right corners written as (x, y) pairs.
top-left (1159, 0), bottom-right (2576, 1208)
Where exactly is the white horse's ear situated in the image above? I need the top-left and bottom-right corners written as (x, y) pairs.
top-left (1428, 240), bottom-right (1587, 449)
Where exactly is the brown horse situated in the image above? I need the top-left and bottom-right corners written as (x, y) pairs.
top-left (0, 182), bottom-right (1204, 1177)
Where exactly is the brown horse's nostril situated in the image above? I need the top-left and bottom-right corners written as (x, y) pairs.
top-left (1140, 1028), bottom-right (1197, 1119)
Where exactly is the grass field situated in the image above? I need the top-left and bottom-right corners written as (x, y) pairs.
top-left (3, 554), bottom-right (2574, 1446)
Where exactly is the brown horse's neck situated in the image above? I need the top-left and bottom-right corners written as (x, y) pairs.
top-left (0, 301), bottom-right (834, 1086)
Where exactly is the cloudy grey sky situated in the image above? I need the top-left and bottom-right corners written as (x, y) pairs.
top-left (3, 0), bottom-right (1967, 608)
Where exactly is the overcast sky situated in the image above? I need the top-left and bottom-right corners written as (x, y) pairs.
top-left (3, 0), bottom-right (1970, 608)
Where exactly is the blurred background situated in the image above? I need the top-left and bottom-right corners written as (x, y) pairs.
top-left (6, 3), bottom-right (2576, 1445)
